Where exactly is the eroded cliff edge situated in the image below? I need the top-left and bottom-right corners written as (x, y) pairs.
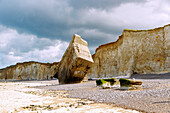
top-left (88, 25), bottom-right (170, 78)
top-left (0, 61), bottom-right (59, 80)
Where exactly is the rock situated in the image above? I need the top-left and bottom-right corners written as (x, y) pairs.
top-left (88, 24), bottom-right (170, 78)
top-left (0, 61), bottom-right (59, 80)
top-left (130, 79), bottom-right (142, 85)
top-left (119, 78), bottom-right (142, 90)
top-left (96, 78), bottom-right (117, 89)
top-left (57, 34), bottom-right (94, 84)
top-left (102, 82), bottom-right (111, 89)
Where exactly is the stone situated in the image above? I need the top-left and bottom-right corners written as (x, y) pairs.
top-left (96, 78), bottom-right (117, 89)
top-left (57, 34), bottom-right (94, 84)
top-left (88, 24), bottom-right (170, 78)
top-left (0, 61), bottom-right (59, 80)
top-left (102, 82), bottom-right (111, 89)
top-left (119, 78), bottom-right (142, 90)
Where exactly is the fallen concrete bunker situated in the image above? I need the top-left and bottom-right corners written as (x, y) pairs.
top-left (57, 34), bottom-right (94, 84)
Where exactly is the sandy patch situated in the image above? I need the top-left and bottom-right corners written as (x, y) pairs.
top-left (0, 81), bottom-right (140, 113)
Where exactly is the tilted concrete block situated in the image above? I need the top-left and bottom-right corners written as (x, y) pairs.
top-left (58, 34), bottom-right (93, 84)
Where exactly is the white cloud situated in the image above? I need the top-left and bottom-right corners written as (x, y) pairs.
top-left (22, 41), bottom-right (68, 62)
top-left (79, 0), bottom-right (170, 30)
top-left (112, 0), bottom-right (170, 29)
top-left (0, 25), bottom-right (68, 69)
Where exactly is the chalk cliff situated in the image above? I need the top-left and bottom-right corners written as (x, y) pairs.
top-left (0, 61), bottom-right (59, 80)
top-left (88, 24), bottom-right (170, 78)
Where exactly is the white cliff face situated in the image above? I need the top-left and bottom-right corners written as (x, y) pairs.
top-left (0, 62), bottom-right (59, 80)
top-left (88, 25), bottom-right (170, 78)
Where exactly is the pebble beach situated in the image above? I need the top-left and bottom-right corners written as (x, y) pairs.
top-left (0, 74), bottom-right (169, 113)
top-left (0, 80), bottom-right (140, 113)
top-left (37, 74), bottom-right (170, 113)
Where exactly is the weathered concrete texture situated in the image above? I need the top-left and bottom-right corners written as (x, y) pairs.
top-left (0, 61), bottom-right (59, 80)
top-left (58, 34), bottom-right (93, 84)
top-left (88, 24), bottom-right (170, 78)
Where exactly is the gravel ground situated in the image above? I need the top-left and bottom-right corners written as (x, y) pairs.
top-left (36, 74), bottom-right (170, 113)
top-left (0, 80), bottom-right (141, 113)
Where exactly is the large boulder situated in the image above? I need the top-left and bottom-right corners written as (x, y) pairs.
top-left (58, 34), bottom-right (94, 84)
top-left (119, 78), bottom-right (142, 90)
top-left (96, 78), bottom-right (117, 89)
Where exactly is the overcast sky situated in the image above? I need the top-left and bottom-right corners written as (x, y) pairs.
top-left (1, 0), bottom-right (170, 69)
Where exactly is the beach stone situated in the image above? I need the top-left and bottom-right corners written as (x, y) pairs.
top-left (102, 82), bottom-right (111, 89)
top-left (58, 34), bottom-right (93, 84)
top-left (119, 78), bottom-right (142, 90)
top-left (96, 78), bottom-right (117, 89)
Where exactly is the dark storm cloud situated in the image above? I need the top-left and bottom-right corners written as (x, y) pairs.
top-left (69, 0), bottom-right (146, 10)
top-left (0, 0), bottom-right (146, 43)
top-left (0, 0), bottom-right (71, 39)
